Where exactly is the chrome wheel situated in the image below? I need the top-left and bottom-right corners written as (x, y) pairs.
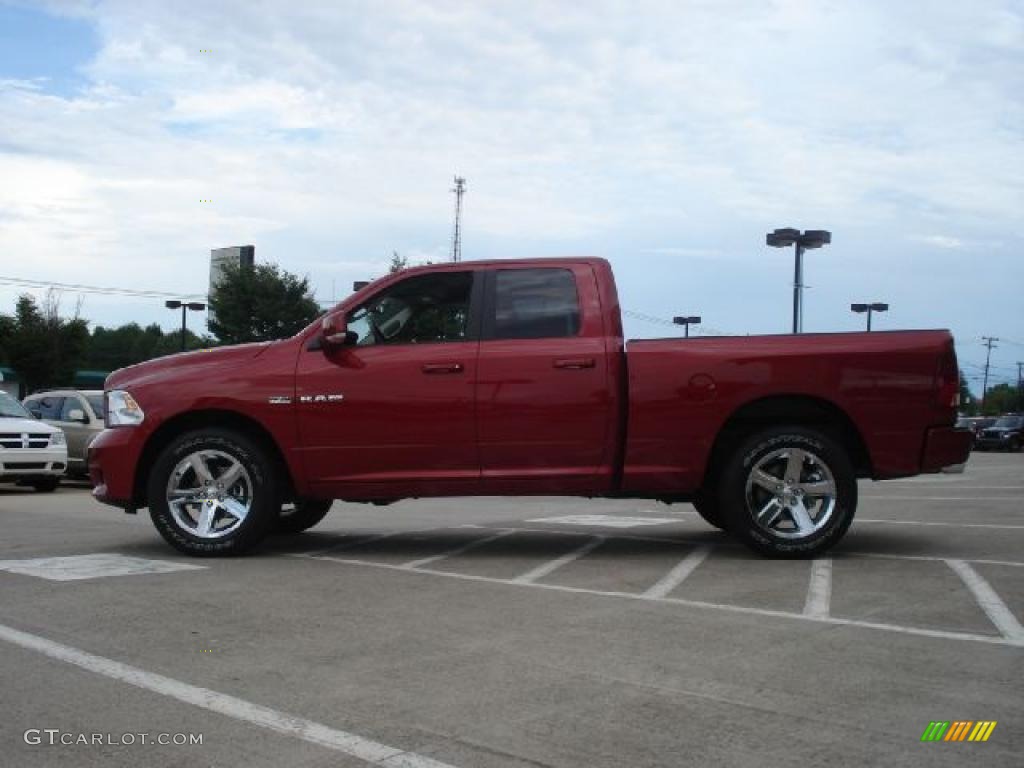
top-left (165, 450), bottom-right (253, 539)
top-left (744, 447), bottom-right (836, 540)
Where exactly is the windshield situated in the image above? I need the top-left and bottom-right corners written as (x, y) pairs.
top-left (0, 392), bottom-right (33, 419)
top-left (992, 416), bottom-right (1022, 429)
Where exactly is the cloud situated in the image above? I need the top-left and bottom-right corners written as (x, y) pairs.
top-left (0, 0), bottom-right (1020, 351)
top-left (910, 235), bottom-right (964, 249)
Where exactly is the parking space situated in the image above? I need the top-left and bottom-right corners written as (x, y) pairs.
top-left (1, 453), bottom-right (1022, 766)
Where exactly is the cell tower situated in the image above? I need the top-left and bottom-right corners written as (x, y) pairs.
top-left (450, 175), bottom-right (466, 262)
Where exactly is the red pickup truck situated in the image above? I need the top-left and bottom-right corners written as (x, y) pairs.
top-left (89, 258), bottom-right (970, 557)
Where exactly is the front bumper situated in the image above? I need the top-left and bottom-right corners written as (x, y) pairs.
top-left (920, 426), bottom-right (973, 473)
top-left (974, 435), bottom-right (1017, 450)
top-left (88, 427), bottom-right (145, 509)
top-left (0, 446), bottom-right (68, 479)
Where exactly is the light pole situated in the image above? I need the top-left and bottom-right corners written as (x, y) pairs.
top-left (850, 302), bottom-right (888, 331)
top-left (165, 300), bottom-right (206, 351)
top-left (766, 228), bottom-right (831, 333)
top-left (672, 315), bottom-right (701, 338)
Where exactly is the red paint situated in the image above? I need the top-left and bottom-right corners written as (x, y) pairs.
top-left (89, 258), bottom-right (970, 509)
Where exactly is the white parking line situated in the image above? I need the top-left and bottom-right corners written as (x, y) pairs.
top-left (856, 519), bottom-right (1024, 529)
top-left (860, 497), bottom-right (1022, 502)
top-left (642, 545), bottom-right (713, 599)
top-left (0, 622), bottom-right (457, 768)
top-left (294, 553), bottom-right (1023, 648)
top-left (946, 559), bottom-right (1024, 643)
top-left (306, 527), bottom-right (442, 558)
top-left (865, 486), bottom-right (1024, 491)
top-left (845, 551), bottom-right (1024, 568)
top-left (399, 529), bottom-right (515, 569)
top-left (510, 536), bottom-right (606, 584)
top-left (803, 559), bottom-right (832, 618)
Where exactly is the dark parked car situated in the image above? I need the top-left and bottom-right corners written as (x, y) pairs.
top-left (974, 414), bottom-right (1024, 452)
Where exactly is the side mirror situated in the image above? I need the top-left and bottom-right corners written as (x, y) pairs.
top-left (67, 408), bottom-right (87, 423)
top-left (321, 311), bottom-right (356, 349)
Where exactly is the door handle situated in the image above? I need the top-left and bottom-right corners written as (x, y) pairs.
top-left (553, 357), bottom-right (596, 370)
top-left (421, 362), bottom-right (464, 374)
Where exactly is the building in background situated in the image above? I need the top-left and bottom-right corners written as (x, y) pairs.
top-left (208, 245), bottom-right (255, 325)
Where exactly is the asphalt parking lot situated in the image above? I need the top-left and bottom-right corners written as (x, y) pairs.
top-left (1, 453), bottom-right (1021, 767)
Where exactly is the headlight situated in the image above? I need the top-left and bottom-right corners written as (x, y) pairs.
top-left (106, 390), bottom-right (145, 427)
top-left (50, 431), bottom-right (66, 446)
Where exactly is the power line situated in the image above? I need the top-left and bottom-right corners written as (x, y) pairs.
top-left (0, 276), bottom-right (206, 301)
top-left (622, 309), bottom-right (731, 337)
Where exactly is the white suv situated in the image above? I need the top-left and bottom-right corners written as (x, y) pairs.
top-left (0, 391), bottom-right (68, 492)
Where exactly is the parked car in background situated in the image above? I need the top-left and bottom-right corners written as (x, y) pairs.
top-left (0, 391), bottom-right (68, 492)
top-left (974, 414), bottom-right (1024, 452)
top-left (956, 416), bottom-right (997, 448)
top-left (23, 389), bottom-right (106, 477)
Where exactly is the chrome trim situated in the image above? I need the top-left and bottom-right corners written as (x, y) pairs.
top-left (744, 447), bottom-right (837, 540)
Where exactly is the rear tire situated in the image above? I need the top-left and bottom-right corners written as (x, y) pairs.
top-left (147, 429), bottom-right (278, 556)
top-left (275, 499), bottom-right (332, 534)
top-left (31, 477), bottom-right (60, 493)
top-left (718, 427), bottom-right (856, 557)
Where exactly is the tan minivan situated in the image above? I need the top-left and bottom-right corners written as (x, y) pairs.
top-left (23, 389), bottom-right (106, 478)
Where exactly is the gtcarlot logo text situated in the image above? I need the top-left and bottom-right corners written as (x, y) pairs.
top-left (24, 729), bottom-right (203, 746)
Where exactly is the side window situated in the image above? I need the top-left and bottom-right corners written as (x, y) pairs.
top-left (347, 272), bottom-right (474, 346)
top-left (28, 396), bottom-right (64, 420)
top-left (60, 396), bottom-right (87, 422)
top-left (493, 268), bottom-right (581, 339)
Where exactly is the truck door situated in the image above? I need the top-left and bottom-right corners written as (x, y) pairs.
top-left (296, 269), bottom-right (482, 498)
top-left (476, 265), bottom-right (615, 494)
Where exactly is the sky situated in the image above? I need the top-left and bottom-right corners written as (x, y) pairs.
top-left (0, 0), bottom-right (1022, 391)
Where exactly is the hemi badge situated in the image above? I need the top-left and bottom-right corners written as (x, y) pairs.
top-left (298, 394), bottom-right (345, 403)
top-left (267, 396), bottom-right (292, 405)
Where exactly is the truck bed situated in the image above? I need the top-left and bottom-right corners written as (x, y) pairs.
top-left (621, 329), bottom-right (956, 494)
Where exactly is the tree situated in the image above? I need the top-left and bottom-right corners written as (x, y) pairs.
top-left (959, 370), bottom-right (978, 415)
top-left (981, 383), bottom-right (1018, 416)
top-left (208, 261), bottom-right (322, 345)
top-left (2, 292), bottom-right (89, 395)
top-left (83, 322), bottom-right (212, 371)
top-left (388, 251), bottom-right (409, 274)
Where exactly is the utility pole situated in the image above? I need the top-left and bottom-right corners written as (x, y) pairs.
top-left (1017, 361), bottom-right (1024, 411)
top-left (450, 176), bottom-right (466, 263)
top-left (981, 336), bottom-right (998, 412)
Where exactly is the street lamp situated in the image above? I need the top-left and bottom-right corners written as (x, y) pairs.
top-left (165, 300), bottom-right (207, 351)
top-left (766, 228), bottom-right (832, 334)
top-left (850, 302), bottom-right (888, 331)
top-left (672, 315), bottom-right (702, 338)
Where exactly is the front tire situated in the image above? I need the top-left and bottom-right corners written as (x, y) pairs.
top-left (147, 429), bottom-right (278, 556)
top-left (718, 427), bottom-right (856, 557)
top-left (275, 499), bottom-right (332, 534)
top-left (692, 490), bottom-right (727, 531)
top-left (31, 477), bottom-right (60, 493)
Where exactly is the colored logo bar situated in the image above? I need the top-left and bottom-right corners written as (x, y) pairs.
top-left (921, 721), bottom-right (997, 742)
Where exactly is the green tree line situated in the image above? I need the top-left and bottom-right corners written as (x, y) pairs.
top-left (0, 262), bottom-right (322, 395)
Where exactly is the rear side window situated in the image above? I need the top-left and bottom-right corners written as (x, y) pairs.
top-left (60, 396), bottom-right (87, 421)
top-left (492, 269), bottom-right (580, 339)
top-left (25, 396), bottom-right (64, 420)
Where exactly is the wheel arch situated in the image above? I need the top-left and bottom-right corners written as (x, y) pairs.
top-left (133, 409), bottom-right (296, 508)
top-left (703, 394), bottom-right (872, 489)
